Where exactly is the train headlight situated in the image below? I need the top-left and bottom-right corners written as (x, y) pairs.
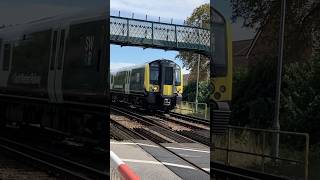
top-left (219, 85), bottom-right (226, 93)
top-left (153, 86), bottom-right (158, 91)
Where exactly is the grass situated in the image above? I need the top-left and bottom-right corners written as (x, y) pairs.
top-left (172, 101), bottom-right (210, 119)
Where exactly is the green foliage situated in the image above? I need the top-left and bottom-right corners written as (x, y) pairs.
top-left (281, 57), bottom-right (320, 143)
top-left (231, 56), bottom-right (277, 128)
top-left (176, 3), bottom-right (210, 81)
top-left (182, 81), bottom-right (212, 104)
top-left (232, 56), bottom-right (320, 143)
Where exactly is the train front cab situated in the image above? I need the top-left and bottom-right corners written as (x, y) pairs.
top-left (144, 60), bottom-right (182, 111)
top-left (210, 8), bottom-right (232, 134)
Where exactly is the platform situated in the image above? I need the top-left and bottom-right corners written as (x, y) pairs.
top-left (110, 140), bottom-right (210, 180)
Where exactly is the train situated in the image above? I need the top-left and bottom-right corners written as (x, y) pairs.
top-left (210, 7), bottom-right (233, 134)
top-left (110, 59), bottom-right (183, 112)
top-left (0, 9), bottom-right (108, 145)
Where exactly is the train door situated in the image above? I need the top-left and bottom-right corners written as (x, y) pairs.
top-left (48, 24), bottom-right (69, 103)
top-left (54, 24), bottom-right (68, 102)
top-left (0, 40), bottom-right (13, 87)
top-left (124, 70), bottom-right (130, 94)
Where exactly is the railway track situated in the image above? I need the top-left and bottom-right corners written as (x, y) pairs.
top-left (112, 104), bottom-right (210, 146)
top-left (110, 106), bottom-right (210, 176)
top-left (111, 105), bottom-right (292, 180)
top-left (0, 128), bottom-right (108, 180)
top-left (154, 112), bottom-right (210, 146)
top-left (168, 111), bottom-right (210, 126)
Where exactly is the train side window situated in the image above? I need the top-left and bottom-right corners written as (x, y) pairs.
top-left (2, 43), bottom-right (11, 71)
top-left (57, 29), bottom-right (65, 70)
top-left (50, 31), bottom-right (58, 70)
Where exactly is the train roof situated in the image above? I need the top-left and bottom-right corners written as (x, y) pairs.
top-left (0, 8), bottom-right (107, 40)
top-left (110, 59), bottom-right (179, 74)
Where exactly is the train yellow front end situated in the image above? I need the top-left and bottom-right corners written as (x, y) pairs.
top-left (111, 59), bottom-right (183, 112)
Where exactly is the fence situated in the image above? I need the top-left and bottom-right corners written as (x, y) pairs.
top-left (110, 151), bottom-right (140, 180)
top-left (212, 126), bottom-right (309, 180)
top-left (172, 101), bottom-right (209, 119)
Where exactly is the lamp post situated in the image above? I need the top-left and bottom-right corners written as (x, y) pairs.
top-left (273, 0), bottom-right (286, 159)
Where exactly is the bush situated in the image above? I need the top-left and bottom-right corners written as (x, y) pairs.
top-left (231, 56), bottom-right (320, 143)
top-left (183, 81), bottom-right (212, 104)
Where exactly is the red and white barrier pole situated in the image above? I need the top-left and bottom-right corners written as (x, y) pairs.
top-left (110, 151), bottom-right (140, 180)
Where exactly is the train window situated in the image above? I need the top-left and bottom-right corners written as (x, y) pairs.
top-left (57, 29), bottom-right (65, 70)
top-left (164, 67), bottom-right (173, 85)
top-left (150, 67), bottom-right (159, 85)
top-left (50, 31), bottom-right (58, 70)
top-left (2, 43), bottom-right (11, 71)
top-left (175, 68), bottom-right (181, 86)
top-left (136, 73), bottom-right (140, 83)
top-left (211, 8), bottom-right (227, 77)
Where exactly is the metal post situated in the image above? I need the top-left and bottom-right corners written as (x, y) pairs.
top-left (305, 134), bottom-right (309, 180)
top-left (262, 132), bottom-right (265, 172)
top-left (151, 23), bottom-right (154, 45)
top-left (272, 0), bottom-right (286, 160)
top-left (195, 17), bottom-right (202, 113)
top-left (175, 25), bottom-right (178, 48)
top-left (226, 127), bottom-right (231, 165)
top-left (127, 19), bottom-right (129, 42)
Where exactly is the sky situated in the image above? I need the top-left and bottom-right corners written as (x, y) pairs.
top-left (110, 0), bottom-right (209, 74)
top-left (110, 0), bottom-right (256, 73)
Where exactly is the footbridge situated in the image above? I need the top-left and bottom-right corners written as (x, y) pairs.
top-left (110, 16), bottom-right (210, 56)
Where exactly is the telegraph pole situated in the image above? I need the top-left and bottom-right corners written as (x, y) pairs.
top-left (273, 0), bottom-right (286, 159)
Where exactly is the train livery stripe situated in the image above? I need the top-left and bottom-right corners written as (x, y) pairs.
top-left (144, 64), bottom-right (150, 92)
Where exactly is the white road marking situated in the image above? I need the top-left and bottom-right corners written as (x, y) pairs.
top-left (111, 141), bottom-right (209, 153)
top-left (110, 141), bottom-right (158, 148)
top-left (121, 159), bottom-right (196, 170)
top-left (165, 146), bottom-right (209, 153)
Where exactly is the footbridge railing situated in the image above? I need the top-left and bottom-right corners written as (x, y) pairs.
top-left (110, 16), bottom-right (211, 56)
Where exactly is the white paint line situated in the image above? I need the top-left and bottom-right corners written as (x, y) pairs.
top-left (110, 141), bottom-right (159, 148)
top-left (121, 159), bottom-right (196, 170)
top-left (202, 168), bottom-right (210, 172)
top-left (110, 141), bottom-right (209, 153)
top-left (165, 146), bottom-right (209, 153)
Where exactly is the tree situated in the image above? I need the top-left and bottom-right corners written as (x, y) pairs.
top-left (183, 81), bottom-right (212, 104)
top-left (176, 3), bottom-right (210, 81)
top-left (231, 0), bottom-right (320, 61)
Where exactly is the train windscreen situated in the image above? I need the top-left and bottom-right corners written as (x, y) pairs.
top-left (211, 8), bottom-right (227, 77)
top-left (175, 68), bottom-right (181, 86)
top-left (164, 67), bottom-right (173, 85)
top-left (150, 63), bottom-right (159, 85)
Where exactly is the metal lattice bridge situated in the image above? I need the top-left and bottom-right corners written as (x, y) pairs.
top-left (110, 16), bottom-right (210, 56)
